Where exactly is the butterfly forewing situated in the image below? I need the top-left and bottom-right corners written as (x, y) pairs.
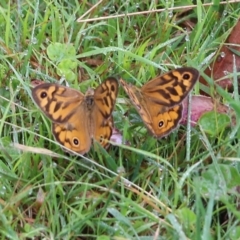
top-left (94, 77), bottom-right (119, 118)
top-left (142, 67), bottom-right (199, 106)
top-left (92, 77), bottom-right (118, 146)
top-left (32, 83), bottom-right (85, 123)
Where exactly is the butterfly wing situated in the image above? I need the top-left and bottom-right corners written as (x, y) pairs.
top-left (92, 115), bottom-right (114, 149)
top-left (94, 77), bottom-right (119, 118)
top-left (32, 83), bottom-right (92, 154)
top-left (145, 103), bottom-right (183, 137)
top-left (52, 113), bottom-right (92, 155)
top-left (120, 70), bottom-right (193, 138)
top-left (92, 77), bottom-right (119, 147)
top-left (141, 67), bottom-right (199, 106)
top-left (32, 83), bottom-right (85, 123)
top-left (120, 78), bottom-right (154, 132)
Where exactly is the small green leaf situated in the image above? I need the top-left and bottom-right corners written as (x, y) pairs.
top-left (58, 59), bottom-right (77, 71)
top-left (229, 226), bottom-right (240, 240)
top-left (56, 59), bottom-right (77, 81)
top-left (57, 68), bottom-right (75, 81)
top-left (198, 111), bottom-right (230, 136)
top-left (193, 164), bottom-right (240, 199)
top-left (175, 207), bottom-right (196, 229)
top-left (47, 42), bottom-right (76, 61)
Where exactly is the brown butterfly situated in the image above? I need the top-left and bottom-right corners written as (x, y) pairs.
top-left (32, 78), bottom-right (119, 154)
top-left (120, 67), bottom-right (199, 137)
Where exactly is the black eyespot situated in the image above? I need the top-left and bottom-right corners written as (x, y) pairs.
top-left (99, 136), bottom-right (104, 143)
top-left (159, 120), bottom-right (164, 128)
top-left (40, 91), bottom-right (47, 99)
top-left (111, 85), bottom-right (115, 92)
top-left (183, 73), bottom-right (190, 80)
top-left (73, 138), bottom-right (79, 146)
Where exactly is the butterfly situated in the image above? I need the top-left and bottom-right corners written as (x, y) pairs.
top-left (32, 77), bottom-right (119, 154)
top-left (120, 67), bottom-right (199, 138)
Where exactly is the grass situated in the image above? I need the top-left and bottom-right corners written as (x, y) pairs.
top-left (1, 0), bottom-right (240, 239)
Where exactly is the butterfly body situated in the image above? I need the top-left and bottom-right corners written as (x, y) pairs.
top-left (120, 67), bottom-right (199, 138)
top-left (32, 78), bottom-right (118, 154)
